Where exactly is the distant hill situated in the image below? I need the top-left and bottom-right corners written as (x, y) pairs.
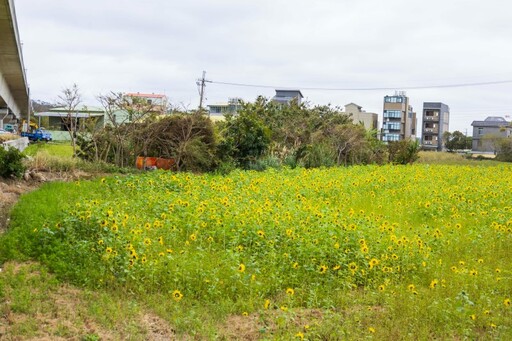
top-left (31, 99), bottom-right (56, 113)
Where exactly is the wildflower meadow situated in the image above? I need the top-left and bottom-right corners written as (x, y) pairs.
top-left (2, 164), bottom-right (512, 339)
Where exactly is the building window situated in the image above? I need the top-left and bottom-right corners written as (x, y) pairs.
top-left (478, 127), bottom-right (483, 135)
top-left (209, 107), bottom-right (222, 114)
top-left (383, 134), bottom-right (400, 141)
top-left (384, 96), bottom-right (404, 103)
top-left (383, 122), bottom-right (400, 130)
top-left (383, 110), bottom-right (401, 118)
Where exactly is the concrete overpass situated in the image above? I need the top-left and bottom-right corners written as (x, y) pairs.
top-left (0, 0), bottom-right (29, 129)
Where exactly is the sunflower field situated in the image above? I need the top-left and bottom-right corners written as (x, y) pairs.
top-left (3, 164), bottom-right (512, 339)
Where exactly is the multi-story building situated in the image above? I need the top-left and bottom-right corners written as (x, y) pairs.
top-left (421, 102), bottom-right (450, 151)
top-left (124, 93), bottom-right (168, 115)
top-left (271, 90), bottom-right (303, 105)
top-left (471, 116), bottom-right (512, 153)
top-left (104, 92), bottom-right (168, 125)
top-left (207, 98), bottom-right (242, 117)
top-left (342, 103), bottom-right (378, 130)
top-left (381, 91), bottom-right (417, 142)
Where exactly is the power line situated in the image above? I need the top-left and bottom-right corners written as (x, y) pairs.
top-left (209, 79), bottom-right (512, 91)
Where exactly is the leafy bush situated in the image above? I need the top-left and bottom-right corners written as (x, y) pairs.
top-left (218, 112), bottom-right (271, 169)
top-left (246, 155), bottom-right (282, 171)
top-left (496, 138), bottom-right (512, 162)
top-left (145, 114), bottom-right (217, 172)
top-left (77, 113), bottom-right (218, 172)
top-left (0, 146), bottom-right (26, 178)
top-left (388, 140), bottom-right (420, 165)
top-left (301, 143), bottom-right (336, 168)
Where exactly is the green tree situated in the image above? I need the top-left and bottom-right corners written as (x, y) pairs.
top-left (495, 137), bottom-right (512, 162)
top-left (482, 133), bottom-right (504, 155)
top-left (312, 123), bottom-right (368, 166)
top-left (443, 131), bottom-right (471, 151)
top-left (235, 97), bottom-right (353, 164)
top-left (388, 140), bottom-right (420, 164)
top-left (218, 110), bottom-right (271, 169)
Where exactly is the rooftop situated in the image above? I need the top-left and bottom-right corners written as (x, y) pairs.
top-left (35, 112), bottom-right (104, 118)
top-left (471, 116), bottom-right (511, 127)
top-left (274, 89), bottom-right (304, 98)
top-left (125, 93), bottom-right (167, 99)
top-left (48, 105), bottom-right (104, 113)
top-left (485, 116), bottom-right (507, 122)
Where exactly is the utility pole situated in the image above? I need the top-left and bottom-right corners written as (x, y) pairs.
top-left (196, 71), bottom-right (210, 114)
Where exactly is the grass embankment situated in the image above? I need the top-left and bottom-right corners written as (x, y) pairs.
top-left (23, 142), bottom-right (75, 158)
top-left (23, 142), bottom-right (129, 174)
top-left (1, 163), bottom-right (511, 339)
top-left (417, 150), bottom-right (498, 165)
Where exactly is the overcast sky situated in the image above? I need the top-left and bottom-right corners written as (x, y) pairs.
top-left (14, 0), bottom-right (512, 133)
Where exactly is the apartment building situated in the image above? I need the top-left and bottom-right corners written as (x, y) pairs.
top-left (421, 102), bottom-right (450, 151)
top-left (124, 93), bottom-right (168, 115)
top-left (471, 116), bottom-right (512, 152)
top-left (207, 98), bottom-right (242, 117)
top-left (381, 91), bottom-right (417, 142)
top-left (342, 103), bottom-right (378, 130)
top-left (271, 90), bottom-right (303, 105)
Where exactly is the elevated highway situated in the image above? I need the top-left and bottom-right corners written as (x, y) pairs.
top-left (0, 0), bottom-right (29, 128)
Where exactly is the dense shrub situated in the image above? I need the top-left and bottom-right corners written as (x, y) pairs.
top-left (217, 112), bottom-right (271, 169)
top-left (77, 113), bottom-right (218, 172)
top-left (76, 96), bottom-right (420, 172)
top-left (0, 146), bottom-right (26, 178)
top-left (142, 114), bottom-right (218, 172)
top-left (388, 140), bottom-right (420, 165)
top-left (301, 143), bottom-right (336, 168)
top-left (496, 138), bottom-right (512, 162)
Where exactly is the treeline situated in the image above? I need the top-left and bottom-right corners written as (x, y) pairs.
top-left (76, 95), bottom-right (420, 172)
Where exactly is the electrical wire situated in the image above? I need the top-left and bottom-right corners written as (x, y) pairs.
top-left (208, 79), bottom-right (512, 91)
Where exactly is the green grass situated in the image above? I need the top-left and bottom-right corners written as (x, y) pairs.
top-left (2, 165), bottom-right (512, 339)
top-left (417, 150), bottom-right (500, 165)
top-left (23, 142), bottom-right (74, 158)
top-left (22, 142), bottom-right (133, 174)
top-left (0, 262), bottom-right (167, 340)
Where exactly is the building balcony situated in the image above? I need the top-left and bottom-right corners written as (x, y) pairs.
top-left (423, 128), bottom-right (439, 134)
top-left (423, 115), bottom-right (440, 121)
